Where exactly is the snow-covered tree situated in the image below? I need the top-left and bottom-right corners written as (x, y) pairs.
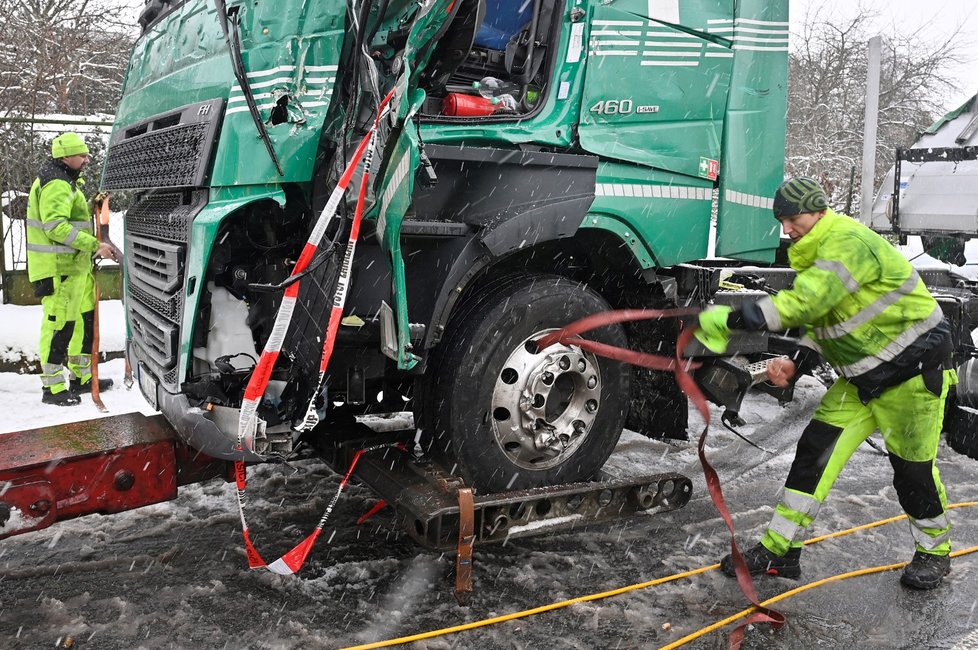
top-left (0, 1), bottom-right (137, 209)
top-left (786, 7), bottom-right (968, 216)
top-left (0, 0), bottom-right (138, 118)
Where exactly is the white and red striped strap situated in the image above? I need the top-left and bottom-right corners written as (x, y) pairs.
top-left (234, 89), bottom-right (396, 572)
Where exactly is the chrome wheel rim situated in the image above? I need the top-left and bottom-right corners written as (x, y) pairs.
top-left (489, 329), bottom-right (602, 470)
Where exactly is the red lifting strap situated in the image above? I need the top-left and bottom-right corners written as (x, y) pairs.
top-left (537, 309), bottom-right (786, 647)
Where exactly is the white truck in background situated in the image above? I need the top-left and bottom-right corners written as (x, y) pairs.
top-left (868, 92), bottom-right (978, 460)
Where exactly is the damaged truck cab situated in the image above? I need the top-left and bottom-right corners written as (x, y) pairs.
top-left (107, 0), bottom-right (788, 492)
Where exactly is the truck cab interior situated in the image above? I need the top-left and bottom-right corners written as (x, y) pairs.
top-left (418, 0), bottom-right (559, 118)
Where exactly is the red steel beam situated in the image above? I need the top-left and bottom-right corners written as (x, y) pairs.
top-left (0, 413), bottom-right (230, 540)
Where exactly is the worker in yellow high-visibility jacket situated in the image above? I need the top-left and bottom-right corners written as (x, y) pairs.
top-left (697, 177), bottom-right (955, 590)
top-left (26, 133), bottom-right (115, 406)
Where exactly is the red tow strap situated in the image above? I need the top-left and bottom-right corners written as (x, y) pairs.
top-left (537, 309), bottom-right (785, 647)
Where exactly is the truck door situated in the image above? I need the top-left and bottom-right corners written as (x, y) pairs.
top-left (578, 0), bottom-right (735, 179)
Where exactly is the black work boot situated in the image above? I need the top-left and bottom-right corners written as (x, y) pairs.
top-left (42, 388), bottom-right (81, 406)
top-left (720, 543), bottom-right (802, 579)
top-left (901, 551), bottom-right (950, 590)
top-left (70, 377), bottom-right (114, 395)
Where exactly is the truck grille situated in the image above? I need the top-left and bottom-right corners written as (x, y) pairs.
top-left (129, 301), bottom-right (177, 371)
top-left (128, 235), bottom-right (182, 293)
top-left (124, 190), bottom-right (207, 389)
top-left (104, 98), bottom-right (224, 190)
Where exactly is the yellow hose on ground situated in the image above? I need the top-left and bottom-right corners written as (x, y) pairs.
top-left (340, 501), bottom-right (978, 650)
top-left (660, 542), bottom-right (978, 650)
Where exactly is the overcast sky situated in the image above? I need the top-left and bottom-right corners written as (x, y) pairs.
top-left (789, 0), bottom-right (978, 108)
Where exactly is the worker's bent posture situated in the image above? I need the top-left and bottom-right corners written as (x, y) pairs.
top-left (696, 177), bottom-right (954, 590)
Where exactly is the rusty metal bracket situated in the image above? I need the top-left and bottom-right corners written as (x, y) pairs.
top-left (454, 487), bottom-right (475, 605)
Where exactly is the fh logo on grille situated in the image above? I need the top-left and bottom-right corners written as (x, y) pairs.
top-left (198, 104), bottom-right (211, 116)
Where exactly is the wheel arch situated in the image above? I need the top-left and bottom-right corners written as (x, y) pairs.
top-left (422, 228), bottom-right (668, 349)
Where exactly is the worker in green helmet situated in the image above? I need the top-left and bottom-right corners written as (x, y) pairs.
top-left (26, 132), bottom-right (116, 406)
top-left (696, 176), bottom-right (955, 590)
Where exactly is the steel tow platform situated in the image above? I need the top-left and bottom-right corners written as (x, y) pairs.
top-left (326, 432), bottom-right (693, 552)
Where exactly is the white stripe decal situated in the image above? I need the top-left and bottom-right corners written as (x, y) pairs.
top-left (242, 64), bottom-right (338, 78)
top-left (229, 89), bottom-right (332, 103)
top-left (641, 61), bottom-right (699, 66)
top-left (233, 76), bottom-right (298, 91)
top-left (592, 30), bottom-right (642, 36)
top-left (595, 184), bottom-right (711, 200)
top-left (732, 44), bottom-right (789, 51)
top-left (708, 18), bottom-right (789, 27)
top-left (643, 41), bottom-right (704, 47)
top-left (708, 27), bottom-right (790, 35)
top-left (245, 65), bottom-right (295, 78)
top-left (593, 19), bottom-right (644, 26)
top-left (731, 35), bottom-right (790, 43)
top-left (645, 31), bottom-right (698, 39)
top-left (381, 154), bottom-right (412, 212)
top-left (226, 96), bottom-right (333, 115)
top-left (589, 50), bottom-right (639, 56)
top-left (724, 189), bottom-right (775, 210)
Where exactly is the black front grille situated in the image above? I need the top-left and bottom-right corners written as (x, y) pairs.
top-left (129, 280), bottom-right (182, 323)
top-left (130, 302), bottom-right (178, 371)
top-left (104, 98), bottom-right (224, 191)
top-left (125, 191), bottom-right (202, 242)
top-left (124, 189), bottom-right (207, 390)
top-left (129, 235), bottom-right (183, 293)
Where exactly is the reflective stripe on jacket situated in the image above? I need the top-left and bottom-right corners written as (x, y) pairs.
top-left (26, 159), bottom-right (98, 282)
top-left (756, 209), bottom-right (941, 380)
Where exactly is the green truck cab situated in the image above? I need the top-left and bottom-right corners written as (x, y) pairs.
top-left (107, 0), bottom-right (788, 492)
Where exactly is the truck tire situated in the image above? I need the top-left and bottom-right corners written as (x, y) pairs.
top-left (420, 275), bottom-right (630, 493)
top-left (944, 394), bottom-right (978, 460)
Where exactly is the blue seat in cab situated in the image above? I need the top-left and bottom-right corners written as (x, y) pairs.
top-left (473, 0), bottom-right (534, 49)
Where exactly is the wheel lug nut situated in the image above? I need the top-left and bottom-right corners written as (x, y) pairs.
top-left (559, 356), bottom-right (570, 370)
top-left (587, 376), bottom-right (597, 389)
top-left (585, 399), bottom-right (598, 413)
top-left (542, 371), bottom-right (554, 385)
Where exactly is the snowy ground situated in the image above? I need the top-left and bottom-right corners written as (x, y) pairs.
top-left (0, 301), bottom-right (155, 432)
top-left (1, 304), bottom-right (978, 649)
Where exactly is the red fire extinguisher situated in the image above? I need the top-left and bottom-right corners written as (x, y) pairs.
top-left (442, 93), bottom-right (498, 117)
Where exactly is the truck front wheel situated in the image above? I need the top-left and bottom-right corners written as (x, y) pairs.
top-left (421, 275), bottom-right (629, 493)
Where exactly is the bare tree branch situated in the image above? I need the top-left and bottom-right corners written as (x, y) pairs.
top-left (787, 5), bottom-right (970, 216)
